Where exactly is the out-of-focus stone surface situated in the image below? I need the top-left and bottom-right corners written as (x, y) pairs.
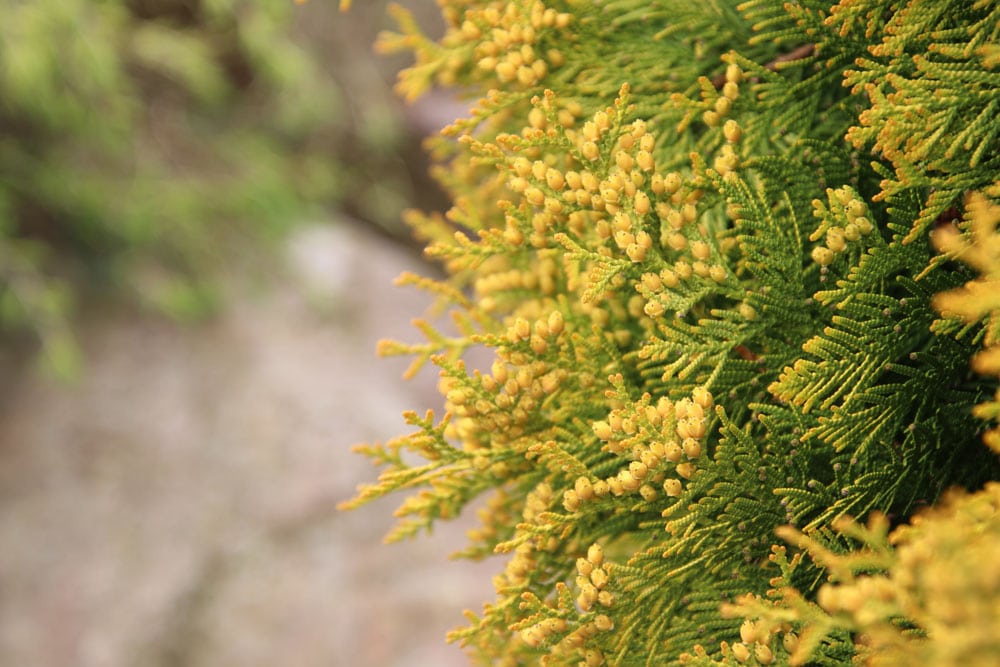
top-left (0, 221), bottom-right (497, 667)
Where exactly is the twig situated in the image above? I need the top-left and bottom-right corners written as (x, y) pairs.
top-left (712, 44), bottom-right (817, 89)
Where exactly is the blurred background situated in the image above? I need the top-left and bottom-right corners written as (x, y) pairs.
top-left (0, 1), bottom-right (496, 665)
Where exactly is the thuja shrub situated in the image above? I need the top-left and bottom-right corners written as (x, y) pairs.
top-left (0, 0), bottom-right (341, 375)
top-left (343, 1), bottom-right (1000, 665)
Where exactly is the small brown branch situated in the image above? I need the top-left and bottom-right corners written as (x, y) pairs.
top-left (765, 43), bottom-right (818, 72)
top-left (733, 344), bottom-right (760, 362)
top-left (712, 43), bottom-right (817, 89)
top-left (933, 206), bottom-right (961, 230)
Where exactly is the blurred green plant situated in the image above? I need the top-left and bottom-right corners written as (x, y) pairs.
top-left (0, 0), bottom-right (346, 377)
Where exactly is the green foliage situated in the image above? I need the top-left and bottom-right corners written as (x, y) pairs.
top-left (343, 1), bottom-right (1000, 665)
top-left (0, 0), bottom-right (342, 377)
top-left (715, 483), bottom-right (1000, 667)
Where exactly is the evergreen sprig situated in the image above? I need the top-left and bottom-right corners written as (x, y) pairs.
top-left (342, 2), bottom-right (1000, 664)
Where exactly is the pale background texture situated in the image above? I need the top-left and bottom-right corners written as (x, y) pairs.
top-left (0, 221), bottom-right (497, 667)
top-left (0, 3), bottom-right (498, 664)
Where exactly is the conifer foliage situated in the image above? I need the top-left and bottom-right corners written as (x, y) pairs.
top-left (342, 1), bottom-right (1000, 664)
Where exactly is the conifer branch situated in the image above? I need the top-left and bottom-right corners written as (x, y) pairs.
top-left (342, 2), bottom-right (1000, 664)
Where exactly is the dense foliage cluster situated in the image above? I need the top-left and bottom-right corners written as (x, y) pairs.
top-left (0, 0), bottom-right (342, 375)
top-left (343, 1), bottom-right (1000, 665)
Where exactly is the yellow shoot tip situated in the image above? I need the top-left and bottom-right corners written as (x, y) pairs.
top-left (339, 0), bottom-right (352, 10)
